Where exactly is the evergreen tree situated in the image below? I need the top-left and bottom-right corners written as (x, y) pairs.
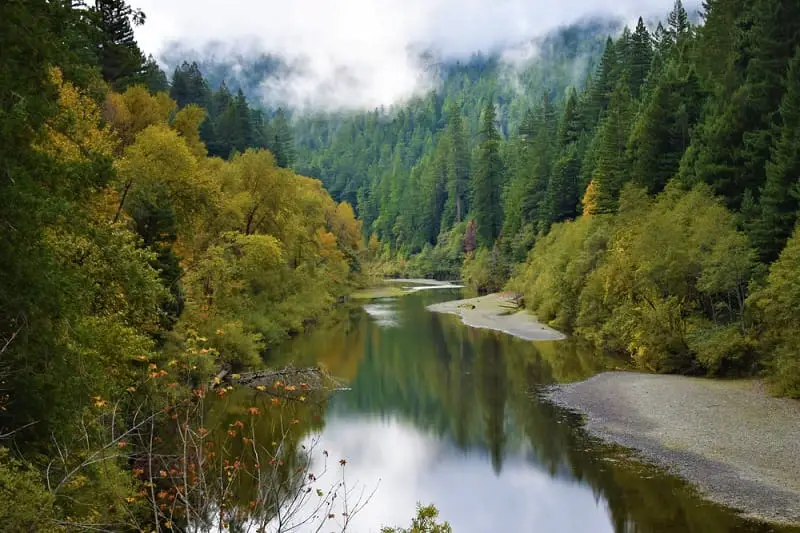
top-left (544, 141), bottom-right (582, 226)
top-left (681, 0), bottom-right (800, 208)
top-left (442, 107), bottom-right (470, 228)
top-left (472, 103), bottom-right (504, 247)
top-left (270, 108), bottom-right (295, 168)
top-left (170, 62), bottom-right (211, 109)
top-left (584, 37), bottom-right (619, 128)
top-left (751, 46), bottom-right (800, 262)
top-left (629, 61), bottom-right (703, 193)
top-left (141, 55), bottom-right (169, 93)
top-left (590, 80), bottom-right (634, 213)
top-left (667, 0), bottom-right (691, 43)
top-left (90, 0), bottom-right (146, 89)
top-left (557, 87), bottom-right (582, 146)
top-left (629, 18), bottom-right (654, 98)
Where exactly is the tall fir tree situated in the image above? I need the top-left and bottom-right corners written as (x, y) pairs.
top-left (584, 37), bottom-right (619, 128)
top-left (628, 18), bottom-right (654, 98)
top-left (667, 0), bottom-right (691, 43)
top-left (472, 103), bottom-right (504, 247)
top-left (91, 0), bottom-right (146, 89)
top-left (442, 106), bottom-right (470, 228)
top-left (557, 87), bottom-right (583, 146)
top-left (629, 60), bottom-right (703, 193)
top-left (270, 108), bottom-right (295, 169)
top-left (170, 62), bottom-right (211, 109)
top-left (589, 80), bottom-right (634, 213)
top-left (750, 46), bottom-right (800, 262)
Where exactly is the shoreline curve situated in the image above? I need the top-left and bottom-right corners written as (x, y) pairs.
top-left (426, 293), bottom-right (566, 341)
top-left (547, 371), bottom-right (800, 525)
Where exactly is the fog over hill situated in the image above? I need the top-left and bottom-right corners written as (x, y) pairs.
top-left (133, 0), bottom-right (691, 110)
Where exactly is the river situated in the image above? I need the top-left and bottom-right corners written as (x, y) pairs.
top-left (252, 287), bottom-right (793, 532)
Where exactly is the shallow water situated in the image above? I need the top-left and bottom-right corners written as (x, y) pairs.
top-left (261, 288), bottom-right (796, 532)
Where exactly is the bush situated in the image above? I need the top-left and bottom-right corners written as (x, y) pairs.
top-left (510, 184), bottom-right (760, 376)
top-left (0, 448), bottom-right (55, 531)
top-left (749, 225), bottom-right (800, 397)
top-left (461, 247), bottom-right (504, 293)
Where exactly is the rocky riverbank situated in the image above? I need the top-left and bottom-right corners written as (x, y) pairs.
top-left (548, 372), bottom-right (800, 525)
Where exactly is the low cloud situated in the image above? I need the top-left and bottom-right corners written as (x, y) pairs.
top-left (134, 0), bottom-right (683, 110)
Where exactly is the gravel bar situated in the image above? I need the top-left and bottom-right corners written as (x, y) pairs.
top-left (427, 293), bottom-right (566, 341)
top-left (547, 371), bottom-right (800, 525)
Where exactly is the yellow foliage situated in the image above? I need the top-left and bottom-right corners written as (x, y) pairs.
top-left (104, 86), bottom-right (176, 146)
top-left (36, 67), bottom-right (118, 163)
top-left (172, 104), bottom-right (208, 158)
top-left (116, 124), bottom-right (219, 234)
top-left (327, 201), bottom-right (362, 253)
top-left (581, 179), bottom-right (600, 216)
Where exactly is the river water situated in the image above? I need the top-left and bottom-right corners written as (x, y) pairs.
top-left (261, 287), bottom-right (791, 533)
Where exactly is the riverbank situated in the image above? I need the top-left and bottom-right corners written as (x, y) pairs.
top-left (548, 372), bottom-right (800, 524)
top-left (427, 293), bottom-right (566, 341)
top-left (352, 279), bottom-right (464, 299)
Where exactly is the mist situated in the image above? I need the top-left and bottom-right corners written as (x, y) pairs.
top-left (134, 0), bottom-right (687, 110)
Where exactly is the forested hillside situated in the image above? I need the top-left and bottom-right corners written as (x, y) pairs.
top-left (290, 20), bottom-right (615, 266)
top-left (283, 0), bottom-right (800, 396)
top-left (1, 1), bottom-right (364, 528)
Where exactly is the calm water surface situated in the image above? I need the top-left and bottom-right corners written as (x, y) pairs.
top-left (262, 288), bottom-right (794, 533)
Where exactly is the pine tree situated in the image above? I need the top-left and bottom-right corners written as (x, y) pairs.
top-left (544, 142), bottom-right (582, 226)
top-left (472, 103), bottom-right (504, 247)
top-left (629, 18), bottom-right (654, 98)
top-left (653, 22), bottom-right (670, 55)
top-left (751, 46), bottom-right (800, 262)
top-left (271, 108), bottom-right (295, 168)
top-left (170, 62), bottom-right (210, 109)
top-left (557, 88), bottom-right (582, 146)
top-left (629, 61), bottom-right (703, 193)
top-left (682, 0), bottom-right (800, 208)
top-left (590, 80), bottom-right (634, 213)
top-left (667, 0), bottom-right (691, 43)
top-left (90, 0), bottom-right (146, 89)
top-left (234, 89), bottom-right (253, 150)
top-left (142, 55), bottom-right (169, 93)
top-left (584, 37), bottom-right (619, 129)
top-left (442, 106), bottom-right (470, 228)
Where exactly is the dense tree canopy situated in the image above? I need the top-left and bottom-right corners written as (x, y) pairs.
top-left (284, 0), bottom-right (800, 395)
top-left (0, 2), bottom-right (364, 529)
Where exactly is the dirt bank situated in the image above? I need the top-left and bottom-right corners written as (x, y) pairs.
top-left (547, 372), bottom-right (800, 524)
top-left (427, 293), bottom-right (566, 341)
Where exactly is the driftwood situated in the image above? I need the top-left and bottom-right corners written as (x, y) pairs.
top-left (232, 365), bottom-right (347, 393)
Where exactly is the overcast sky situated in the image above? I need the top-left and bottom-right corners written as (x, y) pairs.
top-left (133, 0), bottom-right (682, 109)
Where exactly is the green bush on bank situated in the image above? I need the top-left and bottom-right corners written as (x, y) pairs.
top-left (509, 184), bottom-right (773, 379)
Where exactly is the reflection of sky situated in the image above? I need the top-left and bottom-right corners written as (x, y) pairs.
top-left (312, 415), bottom-right (614, 533)
top-left (362, 299), bottom-right (399, 328)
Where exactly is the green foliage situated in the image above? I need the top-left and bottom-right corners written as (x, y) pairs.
top-left (512, 185), bottom-right (758, 374)
top-left (0, 3), bottom-right (365, 528)
top-left (749, 46), bottom-right (800, 262)
top-left (508, 215), bottom-right (611, 333)
top-left (461, 247), bottom-right (505, 294)
top-left (382, 504), bottom-right (452, 533)
top-left (90, 0), bottom-right (148, 90)
top-left (471, 103), bottom-right (504, 247)
top-left (749, 225), bottom-right (800, 396)
top-left (0, 449), bottom-right (56, 532)
top-left (291, 23), bottom-right (610, 263)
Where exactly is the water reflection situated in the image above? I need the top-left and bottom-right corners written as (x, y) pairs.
top-left (262, 289), bottom-right (795, 533)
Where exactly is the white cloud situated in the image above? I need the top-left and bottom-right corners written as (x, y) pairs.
top-left (133, 0), bottom-right (681, 110)
top-left (295, 415), bottom-right (614, 532)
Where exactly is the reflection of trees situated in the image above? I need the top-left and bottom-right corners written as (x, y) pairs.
top-left (475, 335), bottom-right (507, 473)
top-left (272, 291), bottom-right (789, 533)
